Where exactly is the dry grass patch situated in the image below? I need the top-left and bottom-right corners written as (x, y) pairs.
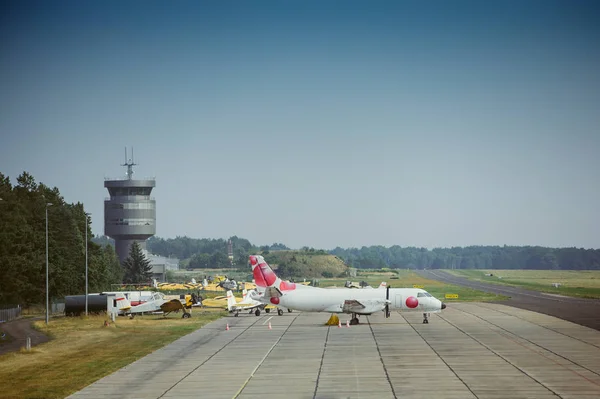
top-left (0, 309), bottom-right (226, 399)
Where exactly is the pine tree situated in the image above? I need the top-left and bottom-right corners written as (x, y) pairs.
top-left (122, 241), bottom-right (152, 284)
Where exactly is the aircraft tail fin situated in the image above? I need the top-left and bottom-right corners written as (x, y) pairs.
top-left (226, 290), bottom-right (237, 311)
top-left (249, 255), bottom-right (297, 291)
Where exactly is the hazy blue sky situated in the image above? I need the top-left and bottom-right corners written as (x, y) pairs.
top-left (1, 1), bottom-right (599, 249)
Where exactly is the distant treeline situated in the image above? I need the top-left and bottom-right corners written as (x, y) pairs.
top-left (143, 236), bottom-right (289, 268)
top-left (330, 245), bottom-right (600, 270)
top-left (99, 234), bottom-right (600, 271)
top-left (0, 172), bottom-right (123, 306)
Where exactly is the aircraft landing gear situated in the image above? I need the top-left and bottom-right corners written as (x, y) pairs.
top-left (255, 308), bottom-right (261, 316)
top-left (182, 312), bottom-right (191, 319)
top-left (350, 313), bottom-right (360, 325)
top-left (422, 313), bottom-right (429, 324)
top-left (265, 308), bottom-right (271, 313)
top-left (287, 308), bottom-right (292, 313)
top-left (234, 311), bottom-right (239, 317)
top-left (277, 308), bottom-right (284, 316)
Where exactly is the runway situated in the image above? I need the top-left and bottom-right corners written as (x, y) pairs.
top-left (68, 304), bottom-right (600, 399)
top-left (418, 269), bottom-right (600, 331)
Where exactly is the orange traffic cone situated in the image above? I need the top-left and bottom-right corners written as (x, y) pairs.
top-left (346, 320), bottom-right (350, 328)
top-left (226, 323), bottom-right (230, 331)
top-left (338, 320), bottom-right (342, 328)
top-left (268, 322), bottom-right (272, 330)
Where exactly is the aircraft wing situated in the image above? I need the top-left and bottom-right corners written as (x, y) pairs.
top-left (342, 299), bottom-right (388, 314)
top-left (261, 286), bottom-right (283, 299)
top-left (230, 303), bottom-right (262, 311)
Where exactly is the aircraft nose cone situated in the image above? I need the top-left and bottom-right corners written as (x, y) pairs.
top-left (441, 302), bottom-right (447, 310)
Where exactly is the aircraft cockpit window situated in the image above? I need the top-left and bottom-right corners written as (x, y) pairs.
top-left (417, 292), bottom-right (426, 298)
top-left (424, 292), bottom-right (433, 297)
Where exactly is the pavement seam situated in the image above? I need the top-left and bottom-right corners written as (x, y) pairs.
top-left (437, 311), bottom-right (563, 398)
top-left (157, 316), bottom-right (266, 399)
top-left (473, 302), bottom-right (600, 350)
top-left (453, 305), bottom-right (600, 380)
top-left (232, 313), bottom-right (300, 399)
top-left (367, 315), bottom-right (397, 399)
top-left (312, 323), bottom-right (330, 399)
top-left (399, 311), bottom-right (480, 399)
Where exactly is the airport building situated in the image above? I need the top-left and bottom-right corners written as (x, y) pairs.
top-left (144, 251), bottom-right (179, 282)
top-left (104, 151), bottom-right (156, 264)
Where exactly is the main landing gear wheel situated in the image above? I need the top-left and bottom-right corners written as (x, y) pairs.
top-left (350, 313), bottom-right (359, 325)
top-left (234, 312), bottom-right (239, 317)
top-left (422, 313), bottom-right (429, 324)
top-left (265, 308), bottom-right (271, 313)
top-left (277, 308), bottom-right (284, 316)
top-left (182, 313), bottom-right (191, 319)
top-left (287, 308), bottom-right (292, 313)
top-left (255, 309), bottom-right (261, 316)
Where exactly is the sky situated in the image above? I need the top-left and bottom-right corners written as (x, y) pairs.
top-left (1, 0), bottom-right (599, 250)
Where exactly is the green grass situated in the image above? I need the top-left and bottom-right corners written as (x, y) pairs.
top-left (320, 270), bottom-right (507, 302)
top-left (0, 310), bottom-right (226, 399)
top-left (447, 269), bottom-right (600, 299)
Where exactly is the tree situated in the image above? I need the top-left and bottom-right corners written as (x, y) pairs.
top-left (122, 242), bottom-right (153, 284)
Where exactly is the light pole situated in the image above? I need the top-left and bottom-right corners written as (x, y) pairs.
top-left (85, 212), bottom-right (91, 316)
top-left (45, 202), bottom-right (53, 325)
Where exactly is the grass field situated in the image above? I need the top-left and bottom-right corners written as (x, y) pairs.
top-left (319, 270), bottom-right (508, 302)
top-left (447, 269), bottom-right (600, 299)
top-left (0, 310), bottom-right (226, 399)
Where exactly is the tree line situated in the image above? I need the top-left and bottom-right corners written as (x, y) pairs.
top-left (0, 172), bottom-right (123, 306)
top-left (330, 245), bottom-right (600, 270)
top-left (143, 236), bottom-right (288, 268)
top-left (122, 235), bottom-right (600, 271)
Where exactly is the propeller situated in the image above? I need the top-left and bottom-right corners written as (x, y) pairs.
top-left (385, 285), bottom-right (391, 318)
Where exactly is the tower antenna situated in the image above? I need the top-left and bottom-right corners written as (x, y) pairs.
top-left (121, 147), bottom-right (137, 180)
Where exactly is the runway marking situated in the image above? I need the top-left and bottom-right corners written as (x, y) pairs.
top-left (472, 302), bottom-right (600, 350)
top-left (157, 316), bottom-right (266, 399)
top-left (312, 324), bottom-right (331, 399)
top-left (366, 315), bottom-right (397, 399)
top-left (453, 305), bottom-right (600, 380)
top-left (398, 311), bottom-right (480, 399)
top-left (436, 312), bottom-right (563, 397)
top-left (232, 313), bottom-right (300, 399)
top-left (262, 315), bottom-right (274, 325)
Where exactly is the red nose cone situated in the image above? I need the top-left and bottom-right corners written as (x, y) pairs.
top-left (270, 297), bottom-right (280, 305)
top-left (405, 296), bottom-right (419, 308)
top-left (249, 256), bottom-right (258, 266)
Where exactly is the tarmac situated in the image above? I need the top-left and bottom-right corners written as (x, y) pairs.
top-left (418, 269), bottom-right (600, 331)
top-left (67, 303), bottom-right (600, 399)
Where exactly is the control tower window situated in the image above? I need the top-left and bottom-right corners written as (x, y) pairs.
top-left (108, 187), bottom-right (152, 196)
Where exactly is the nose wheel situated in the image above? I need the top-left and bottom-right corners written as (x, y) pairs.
top-left (422, 313), bottom-right (429, 324)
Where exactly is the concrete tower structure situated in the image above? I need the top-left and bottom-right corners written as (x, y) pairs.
top-left (104, 148), bottom-right (156, 263)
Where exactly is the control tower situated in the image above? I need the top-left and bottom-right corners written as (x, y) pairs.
top-left (104, 148), bottom-right (156, 264)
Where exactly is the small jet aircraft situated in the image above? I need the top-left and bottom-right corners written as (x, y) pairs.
top-left (248, 255), bottom-right (446, 324)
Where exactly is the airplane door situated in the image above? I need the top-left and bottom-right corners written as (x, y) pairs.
top-left (394, 295), bottom-right (403, 309)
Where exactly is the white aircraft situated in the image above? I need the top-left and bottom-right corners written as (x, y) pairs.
top-left (226, 289), bottom-right (287, 317)
top-left (247, 255), bottom-right (446, 324)
top-left (117, 291), bottom-right (201, 318)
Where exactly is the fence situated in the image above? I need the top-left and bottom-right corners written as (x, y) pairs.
top-left (0, 305), bottom-right (22, 323)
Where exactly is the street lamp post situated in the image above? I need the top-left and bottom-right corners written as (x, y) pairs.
top-left (45, 202), bottom-right (52, 325)
top-left (85, 212), bottom-right (91, 316)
